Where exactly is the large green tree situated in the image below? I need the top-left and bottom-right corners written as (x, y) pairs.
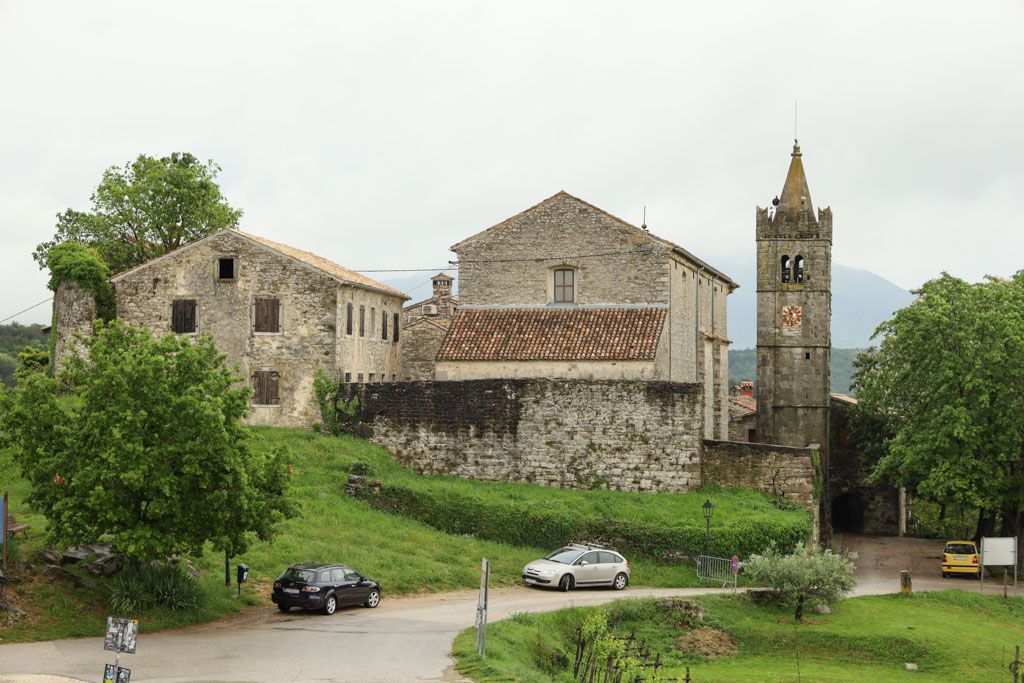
top-left (854, 272), bottom-right (1024, 562)
top-left (0, 320), bottom-right (292, 562)
top-left (34, 153), bottom-right (241, 274)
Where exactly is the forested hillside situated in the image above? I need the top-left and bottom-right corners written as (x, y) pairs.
top-left (729, 347), bottom-right (863, 395)
top-left (0, 322), bottom-right (48, 386)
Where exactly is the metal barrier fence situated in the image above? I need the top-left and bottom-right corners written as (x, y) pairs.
top-left (696, 555), bottom-right (737, 589)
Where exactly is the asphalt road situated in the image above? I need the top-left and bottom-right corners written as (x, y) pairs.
top-left (1, 536), bottom-right (1016, 683)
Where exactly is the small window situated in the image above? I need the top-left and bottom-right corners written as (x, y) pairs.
top-left (359, 305), bottom-right (365, 337)
top-left (794, 255), bottom-right (805, 283)
top-left (218, 258), bottom-right (236, 280)
top-left (781, 255), bottom-right (791, 283)
top-left (382, 311), bottom-right (388, 340)
top-left (393, 313), bottom-right (400, 343)
top-left (370, 307), bottom-right (376, 336)
top-left (252, 370), bottom-right (280, 405)
top-left (805, 352), bottom-right (811, 360)
top-left (254, 297), bottom-right (280, 333)
top-left (357, 373), bottom-right (364, 382)
top-left (344, 372), bottom-right (351, 383)
top-left (554, 268), bottom-right (575, 303)
top-left (171, 299), bottom-right (197, 334)
top-left (747, 428), bottom-right (759, 443)
top-left (346, 303), bottom-right (353, 335)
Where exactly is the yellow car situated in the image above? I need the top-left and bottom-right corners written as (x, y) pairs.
top-left (941, 540), bottom-right (980, 578)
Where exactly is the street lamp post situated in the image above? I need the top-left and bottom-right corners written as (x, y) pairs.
top-left (703, 499), bottom-right (714, 557)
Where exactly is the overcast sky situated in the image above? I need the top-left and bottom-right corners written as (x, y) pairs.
top-left (2, 1), bottom-right (1022, 325)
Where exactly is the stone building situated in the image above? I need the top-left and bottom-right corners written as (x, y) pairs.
top-left (109, 229), bottom-right (407, 427)
top-left (400, 273), bottom-right (459, 380)
top-left (434, 191), bottom-right (738, 439)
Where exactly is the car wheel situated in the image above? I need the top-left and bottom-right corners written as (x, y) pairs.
top-left (365, 589), bottom-right (381, 608)
top-left (559, 574), bottom-right (575, 592)
top-left (613, 573), bottom-right (628, 590)
top-left (277, 604), bottom-right (291, 612)
top-left (322, 594), bottom-right (337, 615)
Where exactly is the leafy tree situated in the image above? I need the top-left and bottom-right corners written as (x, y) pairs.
top-left (743, 543), bottom-right (857, 621)
top-left (0, 320), bottom-right (293, 563)
top-left (33, 153), bottom-right (241, 274)
top-left (853, 273), bottom-right (1024, 560)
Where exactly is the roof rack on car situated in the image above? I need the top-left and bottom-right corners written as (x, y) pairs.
top-left (567, 542), bottom-right (606, 551)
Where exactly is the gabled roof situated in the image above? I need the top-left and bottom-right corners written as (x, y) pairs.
top-left (728, 394), bottom-right (758, 418)
top-left (402, 316), bottom-right (451, 332)
top-left (450, 191), bottom-right (738, 289)
top-left (109, 229), bottom-right (407, 299)
top-left (404, 294), bottom-right (460, 311)
top-left (436, 307), bottom-right (666, 362)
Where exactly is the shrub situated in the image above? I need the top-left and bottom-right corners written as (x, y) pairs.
top-left (107, 563), bottom-right (203, 613)
top-left (743, 543), bottom-right (857, 621)
top-left (313, 369), bottom-right (364, 436)
top-left (355, 480), bottom-right (811, 562)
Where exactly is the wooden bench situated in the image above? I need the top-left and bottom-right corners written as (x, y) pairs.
top-left (6, 514), bottom-right (30, 539)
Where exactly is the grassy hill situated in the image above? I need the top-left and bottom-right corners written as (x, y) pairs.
top-left (0, 427), bottom-right (809, 643)
top-left (454, 592), bottom-right (1024, 682)
top-left (729, 347), bottom-right (863, 395)
top-left (0, 322), bottom-right (48, 386)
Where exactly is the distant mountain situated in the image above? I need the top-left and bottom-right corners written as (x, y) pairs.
top-left (722, 260), bottom-right (914, 349)
top-left (729, 347), bottom-right (863, 395)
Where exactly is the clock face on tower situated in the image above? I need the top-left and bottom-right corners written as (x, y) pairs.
top-left (781, 305), bottom-right (803, 328)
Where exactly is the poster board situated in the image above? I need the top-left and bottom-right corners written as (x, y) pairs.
top-left (981, 537), bottom-right (1017, 567)
top-left (104, 617), bottom-right (139, 654)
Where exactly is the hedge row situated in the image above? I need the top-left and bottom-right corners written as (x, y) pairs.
top-left (354, 480), bottom-right (812, 562)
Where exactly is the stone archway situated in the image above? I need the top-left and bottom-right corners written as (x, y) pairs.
top-left (831, 491), bottom-right (865, 534)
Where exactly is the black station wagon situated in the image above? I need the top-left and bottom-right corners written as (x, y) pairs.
top-left (271, 562), bottom-right (382, 615)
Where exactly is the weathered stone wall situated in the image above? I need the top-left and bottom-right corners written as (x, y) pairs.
top-left (339, 379), bottom-right (705, 492)
top-left (702, 439), bottom-right (819, 538)
top-left (434, 358), bottom-right (660, 381)
top-left (400, 319), bottom-right (448, 381)
top-left (114, 231), bottom-right (403, 427)
top-left (52, 280), bottom-right (96, 374)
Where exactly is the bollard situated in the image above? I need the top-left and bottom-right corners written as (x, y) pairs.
top-left (900, 570), bottom-right (913, 596)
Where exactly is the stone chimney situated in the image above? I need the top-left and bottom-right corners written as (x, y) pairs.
top-left (431, 273), bottom-right (454, 299)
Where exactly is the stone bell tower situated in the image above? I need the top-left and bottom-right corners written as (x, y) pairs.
top-left (755, 141), bottom-right (832, 457)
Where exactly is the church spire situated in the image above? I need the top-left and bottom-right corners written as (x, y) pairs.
top-left (774, 140), bottom-right (815, 223)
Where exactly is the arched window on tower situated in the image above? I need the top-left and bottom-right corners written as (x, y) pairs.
top-left (794, 255), bottom-right (805, 283)
top-left (781, 255), bottom-right (791, 283)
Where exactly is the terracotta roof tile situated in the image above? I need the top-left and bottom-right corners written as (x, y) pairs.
top-left (436, 307), bottom-right (666, 362)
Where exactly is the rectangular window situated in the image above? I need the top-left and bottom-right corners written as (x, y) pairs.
top-left (344, 372), bottom-right (351, 383)
top-left (382, 311), bottom-right (388, 340)
top-left (171, 299), bottom-right (197, 333)
top-left (218, 258), bottom-right (236, 280)
top-left (393, 313), bottom-right (400, 343)
top-left (252, 370), bottom-right (280, 405)
top-left (346, 303), bottom-right (353, 335)
top-left (357, 373), bottom-right (363, 382)
top-left (359, 305), bottom-right (365, 337)
top-left (554, 268), bottom-right (574, 303)
top-left (370, 307), bottom-right (376, 336)
top-left (254, 297), bottom-right (280, 333)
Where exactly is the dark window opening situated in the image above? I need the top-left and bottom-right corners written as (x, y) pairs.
top-left (344, 372), bottom-right (351, 383)
top-left (252, 370), bottom-right (280, 405)
top-left (382, 311), bottom-right (388, 340)
top-left (831, 492), bottom-right (865, 534)
top-left (218, 258), bottom-right (236, 280)
top-left (346, 303), bottom-right (353, 335)
top-left (554, 268), bottom-right (575, 303)
top-left (805, 352), bottom-right (811, 360)
top-left (794, 255), bottom-right (805, 283)
top-left (747, 428), bottom-right (759, 443)
top-left (171, 299), bottom-right (197, 334)
top-left (781, 255), bottom-right (791, 283)
top-left (359, 305), bottom-right (365, 337)
top-left (393, 313), bottom-right (400, 343)
top-left (357, 373), bottom-right (363, 382)
top-left (254, 297), bottom-right (280, 333)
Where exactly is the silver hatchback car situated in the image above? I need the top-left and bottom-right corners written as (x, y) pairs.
top-left (522, 544), bottom-right (631, 591)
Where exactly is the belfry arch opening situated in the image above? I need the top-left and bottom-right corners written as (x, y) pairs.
top-left (794, 255), bottom-right (804, 283)
top-left (831, 492), bottom-right (865, 534)
top-left (781, 255), bottom-right (791, 283)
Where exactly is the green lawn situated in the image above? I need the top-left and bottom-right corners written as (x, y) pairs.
top-left (453, 591), bottom-right (1024, 682)
top-left (3, 427), bottom-right (746, 643)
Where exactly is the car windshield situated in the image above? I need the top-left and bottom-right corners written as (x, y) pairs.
top-left (545, 548), bottom-right (584, 564)
top-left (280, 567), bottom-right (318, 582)
top-left (945, 543), bottom-right (976, 554)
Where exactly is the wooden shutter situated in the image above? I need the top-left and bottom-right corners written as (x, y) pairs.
top-left (172, 299), bottom-right (197, 333)
top-left (253, 371), bottom-right (266, 404)
top-left (255, 298), bottom-right (280, 333)
top-left (346, 303), bottom-right (353, 335)
top-left (393, 313), bottom-right (400, 343)
top-left (359, 305), bottom-right (365, 336)
top-left (382, 311), bottom-right (388, 340)
top-left (253, 370), bottom-right (280, 405)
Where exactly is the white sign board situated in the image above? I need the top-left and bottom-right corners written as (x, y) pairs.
top-left (982, 537), bottom-right (1017, 567)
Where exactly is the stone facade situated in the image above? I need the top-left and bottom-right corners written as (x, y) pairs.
top-left (443, 191), bottom-right (735, 440)
top-left (340, 379), bottom-right (705, 492)
top-left (52, 280), bottom-right (97, 374)
top-left (111, 230), bottom-right (405, 427)
top-left (400, 274), bottom-right (458, 380)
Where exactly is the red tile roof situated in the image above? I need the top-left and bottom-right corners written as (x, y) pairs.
top-left (436, 307), bottom-right (666, 362)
